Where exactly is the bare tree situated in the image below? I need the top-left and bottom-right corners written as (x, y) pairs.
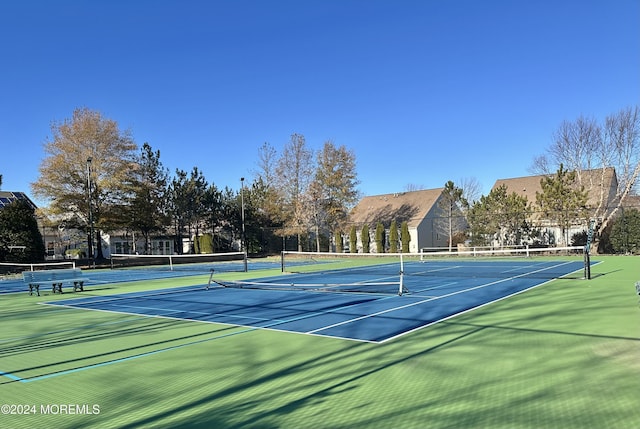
top-left (403, 183), bottom-right (425, 192)
top-left (254, 142), bottom-right (278, 188)
top-left (251, 142), bottom-right (285, 238)
top-left (457, 176), bottom-right (482, 206)
top-left (604, 106), bottom-right (640, 197)
top-left (530, 106), bottom-right (640, 249)
top-left (275, 133), bottom-right (314, 251)
top-left (529, 115), bottom-right (601, 177)
top-left (551, 116), bottom-right (602, 181)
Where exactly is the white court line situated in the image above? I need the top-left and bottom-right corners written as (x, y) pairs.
top-left (39, 260), bottom-right (584, 345)
top-left (308, 260), bottom-right (577, 335)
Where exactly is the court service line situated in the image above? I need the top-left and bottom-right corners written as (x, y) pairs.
top-left (308, 260), bottom-right (578, 335)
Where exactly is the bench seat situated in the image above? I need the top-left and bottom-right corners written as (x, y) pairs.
top-left (23, 268), bottom-right (88, 296)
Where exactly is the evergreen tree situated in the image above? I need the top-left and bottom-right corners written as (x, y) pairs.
top-left (198, 233), bottom-right (214, 254)
top-left (128, 143), bottom-right (170, 254)
top-left (536, 164), bottom-right (588, 247)
top-left (168, 167), bottom-right (210, 253)
top-left (438, 181), bottom-right (467, 251)
top-left (0, 200), bottom-right (45, 262)
top-left (609, 208), bottom-right (640, 254)
top-left (467, 184), bottom-right (532, 246)
top-left (334, 230), bottom-right (343, 253)
top-left (375, 222), bottom-right (385, 253)
top-left (361, 224), bottom-right (370, 253)
top-left (349, 225), bottom-right (357, 253)
top-left (401, 221), bottom-right (410, 253)
top-left (466, 195), bottom-right (493, 246)
top-left (389, 220), bottom-right (398, 253)
top-left (168, 170), bottom-right (190, 253)
top-left (531, 106), bottom-right (640, 249)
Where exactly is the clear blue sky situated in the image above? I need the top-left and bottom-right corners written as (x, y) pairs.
top-left (1, 0), bottom-right (638, 203)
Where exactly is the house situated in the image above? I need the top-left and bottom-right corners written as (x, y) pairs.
top-left (491, 167), bottom-right (620, 245)
top-left (1, 191), bottom-right (179, 259)
top-left (493, 167), bottom-right (619, 215)
top-left (0, 191), bottom-right (37, 210)
top-left (621, 194), bottom-right (640, 211)
top-left (0, 191), bottom-right (47, 254)
top-left (348, 188), bottom-right (466, 253)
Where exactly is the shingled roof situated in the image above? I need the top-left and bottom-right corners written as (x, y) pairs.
top-left (349, 188), bottom-right (443, 228)
top-left (0, 191), bottom-right (38, 210)
top-left (622, 194), bottom-right (640, 209)
top-left (492, 167), bottom-right (618, 209)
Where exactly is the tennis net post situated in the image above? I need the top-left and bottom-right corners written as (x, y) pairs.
top-left (583, 246), bottom-right (591, 280)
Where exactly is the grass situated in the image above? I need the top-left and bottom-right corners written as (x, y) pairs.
top-left (1, 256), bottom-right (639, 428)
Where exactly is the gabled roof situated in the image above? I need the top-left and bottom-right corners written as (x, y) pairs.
top-left (349, 188), bottom-right (443, 228)
top-left (492, 175), bottom-right (543, 204)
top-left (622, 194), bottom-right (640, 209)
top-left (492, 167), bottom-right (618, 208)
top-left (0, 191), bottom-right (38, 210)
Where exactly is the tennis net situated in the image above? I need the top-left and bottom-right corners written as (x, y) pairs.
top-left (209, 246), bottom-right (587, 297)
top-left (208, 277), bottom-right (406, 295)
top-left (281, 246), bottom-right (588, 281)
top-left (209, 252), bottom-right (412, 295)
top-left (110, 252), bottom-right (248, 273)
top-left (0, 261), bottom-right (76, 276)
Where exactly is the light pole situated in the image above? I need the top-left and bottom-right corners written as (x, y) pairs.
top-left (240, 177), bottom-right (246, 253)
top-left (86, 157), bottom-right (94, 263)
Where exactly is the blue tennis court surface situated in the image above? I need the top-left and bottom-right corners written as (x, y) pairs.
top-left (42, 259), bottom-right (588, 343)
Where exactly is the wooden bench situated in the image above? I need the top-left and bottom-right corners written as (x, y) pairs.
top-left (23, 268), bottom-right (89, 296)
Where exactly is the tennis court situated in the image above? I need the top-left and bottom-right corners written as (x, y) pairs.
top-left (2, 254), bottom-right (638, 429)
top-left (0, 253), bottom-right (277, 294)
top-left (43, 255), bottom-right (589, 343)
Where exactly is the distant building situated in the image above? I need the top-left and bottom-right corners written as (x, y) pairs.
top-left (491, 167), bottom-right (621, 246)
top-left (348, 188), bottom-right (466, 253)
top-left (493, 167), bottom-right (619, 216)
top-left (0, 191), bottom-right (37, 210)
top-left (621, 194), bottom-right (640, 211)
